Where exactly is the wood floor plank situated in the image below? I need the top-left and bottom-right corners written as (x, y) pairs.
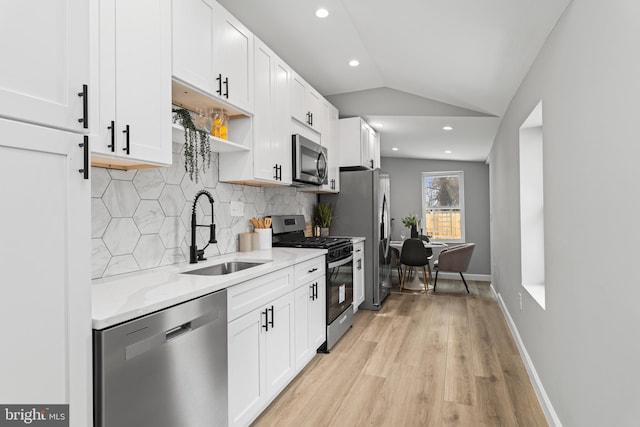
top-left (362, 314), bottom-right (412, 378)
top-left (496, 352), bottom-right (548, 427)
top-left (474, 374), bottom-right (519, 426)
top-left (444, 337), bottom-right (475, 406)
top-left (467, 298), bottom-right (503, 379)
top-left (252, 280), bottom-right (548, 427)
top-left (483, 299), bottom-right (520, 356)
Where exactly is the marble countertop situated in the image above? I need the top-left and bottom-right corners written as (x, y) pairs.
top-left (92, 247), bottom-right (326, 329)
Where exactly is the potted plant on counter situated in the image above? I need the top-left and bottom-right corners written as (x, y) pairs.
top-left (401, 213), bottom-right (421, 238)
top-left (313, 202), bottom-right (332, 237)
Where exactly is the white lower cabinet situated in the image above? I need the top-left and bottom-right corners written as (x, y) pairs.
top-left (227, 255), bottom-right (326, 426)
top-left (353, 240), bottom-right (365, 312)
top-left (294, 274), bottom-right (326, 370)
top-left (227, 268), bottom-right (295, 427)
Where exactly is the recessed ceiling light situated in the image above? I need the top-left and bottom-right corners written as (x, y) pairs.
top-left (372, 123), bottom-right (384, 128)
top-left (442, 126), bottom-right (453, 131)
top-left (444, 150), bottom-right (453, 154)
top-left (348, 59), bottom-right (360, 67)
top-left (392, 147), bottom-right (398, 151)
top-left (315, 8), bottom-right (329, 18)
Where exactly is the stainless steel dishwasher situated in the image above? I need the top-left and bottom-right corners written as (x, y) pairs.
top-left (93, 289), bottom-right (227, 427)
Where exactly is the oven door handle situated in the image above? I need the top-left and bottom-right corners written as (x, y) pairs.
top-left (328, 254), bottom-right (353, 269)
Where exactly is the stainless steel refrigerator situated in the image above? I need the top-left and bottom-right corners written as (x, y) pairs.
top-left (320, 169), bottom-right (391, 310)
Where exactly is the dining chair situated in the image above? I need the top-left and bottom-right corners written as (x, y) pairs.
top-left (399, 238), bottom-right (431, 293)
top-left (433, 243), bottom-right (475, 293)
top-left (419, 234), bottom-right (434, 284)
top-left (390, 246), bottom-right (402, 282)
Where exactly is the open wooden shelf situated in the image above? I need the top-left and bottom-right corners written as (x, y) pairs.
top-left (171, 125), bottom-right (249, 153)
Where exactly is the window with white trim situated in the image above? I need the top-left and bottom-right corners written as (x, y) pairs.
top-left (421, 171), bottom-right (465, 243)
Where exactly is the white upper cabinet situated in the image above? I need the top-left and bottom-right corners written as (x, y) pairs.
top-left (339, 117), bottom-right (380, 170)
top-left (291, 72), bottom-right (322, 133)
top-left (172, 0), bottom-right (253, 113)
top-left (220, 37), bottom-right (291, 185)
top-left (321, 101), bottom-right (340, 192)
top-left (92, 0), bottom-right (172, 168)
top-left (0, 0), bottom-right (89, 133)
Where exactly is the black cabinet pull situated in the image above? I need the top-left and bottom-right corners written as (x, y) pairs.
top-left (268, 306), bottom-right (274, 328)
top-left (273, 164), bottom-right (278, 180)
top-left (370, 159), bottom-right (374, 168)
top-left (310, 112), bottom-right (313, 126)
top-left (309, 284), bottom-right (315, 301)
top-left (78, 135), bottom-right (89, 179)
top-left (330, 179), bottom-right (335, 190)
top-left (262, 309), bottom-right (269, 331)
top-left (122, 125), bottom-right (130, 155)
top-left (216, 74), bottom-right (222, 96)
top-left (223, 77), bottom-right (229, 98)
top-left (77, 84), bottom-right (88, 128)
top-left (277, 164), bottom-right (282, 181)
top-left (314, 283), bottom-right (318, 300)
top-left (107, 120), bottom-right (115, 152)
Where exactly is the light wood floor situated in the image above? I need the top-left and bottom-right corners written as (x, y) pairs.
top-left (252, 274), bottom-right (548, 427)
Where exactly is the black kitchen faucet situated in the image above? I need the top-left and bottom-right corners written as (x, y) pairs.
top-left (190, 190), bottom-right (217, 263)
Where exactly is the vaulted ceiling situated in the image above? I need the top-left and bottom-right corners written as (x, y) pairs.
top-left (218, 0), bottom-right (571, 161)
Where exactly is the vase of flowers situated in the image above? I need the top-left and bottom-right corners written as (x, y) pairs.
top-left (401, 213), bottom-right (420, 238)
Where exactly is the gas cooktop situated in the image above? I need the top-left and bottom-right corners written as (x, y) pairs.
top-left (270, 215), bottom-right (352, 250)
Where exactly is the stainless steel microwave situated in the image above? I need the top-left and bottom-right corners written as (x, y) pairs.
top-left (292, 134), bottom-right (328, 185)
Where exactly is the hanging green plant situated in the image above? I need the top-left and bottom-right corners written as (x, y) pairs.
top-left (172, 107), bottom-right (212, 183)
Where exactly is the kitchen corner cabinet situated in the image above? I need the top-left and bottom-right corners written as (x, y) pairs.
top-left (227, 268), bottom-right (295, 427)
top-left (294, 257), bottom-right (326, 370)
top-left (339, 117), bottom-right (380, 170)
top-left (172, 0), bottom-right (253, 114)
top-left (219, 37), bottom-right (291, 185)
top-left (0, 0), bottom-right (89, 133)
top-left (91, 0), bottom-right (172, 169)
top-left (0, 119), bottom-right (91, 426)
top-left (353, 240), bottom-right (365, 312)
top-left (291, 72), bottom-right (322, 134)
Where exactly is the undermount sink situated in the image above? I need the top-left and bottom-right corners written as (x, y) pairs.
top-left (182, 261), bottom-right (267, 276)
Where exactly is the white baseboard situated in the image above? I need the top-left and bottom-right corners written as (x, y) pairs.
top-left (437, 271), bottom-right (492, 282)
top-left (490, 284), bottom-right (563, 427)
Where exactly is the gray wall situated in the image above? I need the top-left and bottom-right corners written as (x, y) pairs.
top-left (380, 157), bottom-right (490, 275)
top-left (488, 1), bottom-right (640, 425)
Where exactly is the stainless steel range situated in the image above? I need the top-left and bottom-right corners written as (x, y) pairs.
top-left (272, 214), bottom-right (353, 352)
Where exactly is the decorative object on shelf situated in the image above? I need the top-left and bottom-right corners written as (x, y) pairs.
top-left (401, 213), bottom-right (421, 238)
top-left (313, 202), bottom-right (332, 237)
top-left (172, 107), bottom-right (212, 182)
top-left (211, 109), bottom-right (229, 140)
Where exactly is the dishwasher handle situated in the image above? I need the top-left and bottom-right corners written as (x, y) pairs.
top-left (165, 322), bottom-right (192, 342)
top-left (124, 309), bottom-right (220, 360)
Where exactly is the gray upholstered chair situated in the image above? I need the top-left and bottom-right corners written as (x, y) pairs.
top-left (433, 243), bottom-right (475, 293)
top-left (399, 238), bottom-right (430, 293)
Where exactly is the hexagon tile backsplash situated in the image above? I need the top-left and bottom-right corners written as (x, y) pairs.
top-left (91, 149), bottom-right (317, 279)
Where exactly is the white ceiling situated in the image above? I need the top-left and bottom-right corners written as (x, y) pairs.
top-left (218, 0), bottom-right (571, 162)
